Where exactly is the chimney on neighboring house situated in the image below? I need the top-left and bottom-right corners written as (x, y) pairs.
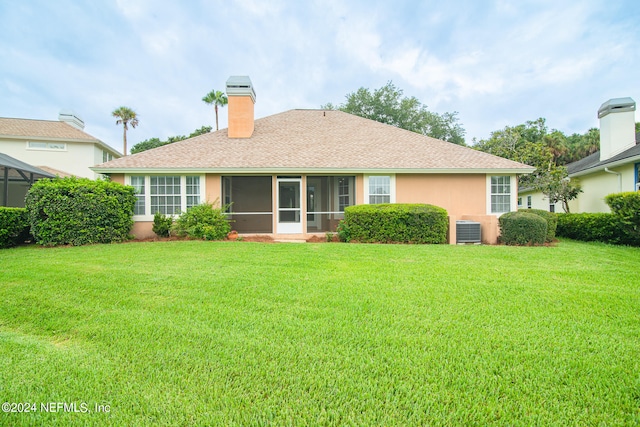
top-left (226, 76), bottom-right (256, 138)
top-left (58, 109), bottom-right (85, 130)
top-left (598, 97), bottom-right (636, 162)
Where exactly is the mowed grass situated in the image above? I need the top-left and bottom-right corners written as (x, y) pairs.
top-left (0, 240), bottom-right (639, 426)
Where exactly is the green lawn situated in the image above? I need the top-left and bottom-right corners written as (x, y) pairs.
top-left (1, 240), bottom-right (639, 426)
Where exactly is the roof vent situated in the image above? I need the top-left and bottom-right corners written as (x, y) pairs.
top-left (58, 109), bottom-right (85, 130)
top-left (597, 97), bottom-right (636, 119)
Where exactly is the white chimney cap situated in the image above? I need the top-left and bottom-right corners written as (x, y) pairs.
top-left (226, 76), bottom-right (256, 102)
top-left (597, 97), bottom-right (636, 119)
top-left (58, 109), bottom-right (85, 130)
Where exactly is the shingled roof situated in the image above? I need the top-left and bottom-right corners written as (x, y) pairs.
top-left (0, 117), bottom-right (101, 142)
top-left (567, 134), bottom-right (640, 176)
top-left (94, 109), bottom-right (534, 173)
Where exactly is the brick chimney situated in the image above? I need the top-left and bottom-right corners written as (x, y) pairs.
top-left (226, 76), bottom-right (256, 138)
top-left (598, 97), bottom-right (636, 162)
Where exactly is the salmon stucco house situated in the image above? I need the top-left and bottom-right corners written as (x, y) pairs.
top-left (93, 76), bottom-right (534, 244)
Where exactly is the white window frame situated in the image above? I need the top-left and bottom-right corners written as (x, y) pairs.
top-left (27, 141), bottom-right (67, 151)
top-left (128, 174), bottom-right (205, 221)
top-left (364, 174), bottom-right (396, 204)
top-left (487, 175), bottom-right (515, 215)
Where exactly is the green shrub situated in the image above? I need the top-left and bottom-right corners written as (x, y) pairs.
top-left (605, 192), bottom-right (640, 239)
top-left (339, 203), bottom-right (448, 244)
top-left (0, 207), bottom-right (30, 248)
top-left (152, 211), bottom-right (173, 237)
top-left (556, 213), bottom-right (640, 246)
top-left (499, 212), bottom-right (547, 246)
top-left (336, 221), bottom-right (351, 243)
top-left (173, 201), bottom-right (231, 241)
top-left (605, 192), bottom-right (640, 224)
top-left (525, 209), bottom-right (558, 242)
top-left (25, 177), bottom-right (136, 246)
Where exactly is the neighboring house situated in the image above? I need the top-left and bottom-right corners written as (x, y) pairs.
top-left (0, 153), bottom-right (55, 207)
top-left (0, 111), bottom-right (121, 180)
top-left (520, 97), bottom-right (638, 213)
top-left (93, 76), bottom-right (534, 244)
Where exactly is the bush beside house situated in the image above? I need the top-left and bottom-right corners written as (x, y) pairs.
top-left (525, 209), bottom-right (558, 242)
top-left (338, 203), bottom-right (448, 244)
top-left (173, 201), bottom-right (230, 241)
top-left (25, 177), bottom-right (136, 246)
top-left (555, 192), bottom-right (640, 246)
top-left (556, 213), bottom-right (640, 246)
top-left (499, 212), bottom-right (547, 246)
top-left (0, 207), bottom-right (30, 248)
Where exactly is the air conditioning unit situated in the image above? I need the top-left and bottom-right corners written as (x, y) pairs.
top-left (456, 220), bottom-right (481, 244)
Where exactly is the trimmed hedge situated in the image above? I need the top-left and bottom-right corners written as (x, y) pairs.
top-left (0, 207), bottom-right (30, 248)
top-left (173, 201), bottom-right (231, 241)
top-left (556, 213), bottom-right (640, 246)
top-left (605, 192), bottom-right (640, 240)
top-left (525, 209), bottom-right (558, 242)
top-left (499, 212), bottom-right (547, 246)
top-left (25, 177), bottom-right (136, 246)
top-left (338, 203), bottom-right (448, 244)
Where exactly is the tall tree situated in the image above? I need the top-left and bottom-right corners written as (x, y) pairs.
top-left (202, 90), bottom-right (228, 131)
top-left (323, 81), bottom-right (466, 145)
top-left (112, 106), bottom-right (139, 156)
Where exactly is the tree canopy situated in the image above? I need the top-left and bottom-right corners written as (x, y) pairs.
top-left (112, 106), bottom-right (139, 156)
top-left (130, 126), bottom-right (212, 154)
top-left (202, 90), bottom-right (228, 131)
top-left (323, 82), bottom-right (466, 146)
top-left (473, 118), bottom-right (600, 211)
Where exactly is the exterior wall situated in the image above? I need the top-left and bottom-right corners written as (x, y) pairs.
top-left (518, 190), bottom-right (556, 212)
top-left (396, 174), bottom-right (487, 216)
top-left (520, 163), bottom-right (639, 214)
top-left (571, 164), bottom-right (636, 213)
top-left (0, 138), bottom-right (111, 178)
top-left (122, 172), bottom-right (512, 244)
top-left (131, 221), bottom-right (155, 239)
top-left (110, 174), bottom-right (125, 185)
top-left (206, 175), bottom-right (221, 203)
top-left (395, 174), bottom-right (507, 244)
top-left (227, 96), bottom-right (255, 138)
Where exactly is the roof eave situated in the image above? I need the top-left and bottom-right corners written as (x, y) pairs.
top-left (569, 154), bottom-right (640, 177)
top-left (92, 166), bottom-right (536, 175)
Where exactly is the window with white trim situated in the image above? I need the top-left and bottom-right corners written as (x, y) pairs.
top-left (186, 176), bottom-right (200, 208)
top-left (28, 141), bottom-right (66, 151)
top-left (490, 176), bottom-right (511, 213)
top-left (129, 175), bottom-right (203, 218)
top-left (151, 176), bottom-right (182, 215)
top-left (103, 151), bottom-right (113, 163)
top-left (368, 176), bottom-right (391, 204)
top-left (130, 176), bottom-right (145, 215)
top-left (527, 195), bottom-right (532, 209)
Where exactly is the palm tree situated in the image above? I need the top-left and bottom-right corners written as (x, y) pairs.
top-left (112, 107), bottom-right (139, 156)
top-left (202, 90), bottom-right (228, 131)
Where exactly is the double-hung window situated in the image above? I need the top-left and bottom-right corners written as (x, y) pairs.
top-left (130, 176), bottom-right (146, 215)
top-left (151, 176), bottom-right (182, 215)
top-left (490, 176), bottom-right (511, 213)
top-left (129, 175), bottom-right (203, 218)
top-left (368, 176), bottom-right (391, 204)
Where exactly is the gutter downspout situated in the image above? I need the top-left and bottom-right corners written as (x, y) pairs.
top-left (604, 167), bottom-right (622, 192)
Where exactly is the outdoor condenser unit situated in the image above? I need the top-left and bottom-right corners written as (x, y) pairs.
top-left (456, 220), bottom-right (481, 244)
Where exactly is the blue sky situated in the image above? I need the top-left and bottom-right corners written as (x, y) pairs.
top-left (1, 0), bottom-right (638, 153)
